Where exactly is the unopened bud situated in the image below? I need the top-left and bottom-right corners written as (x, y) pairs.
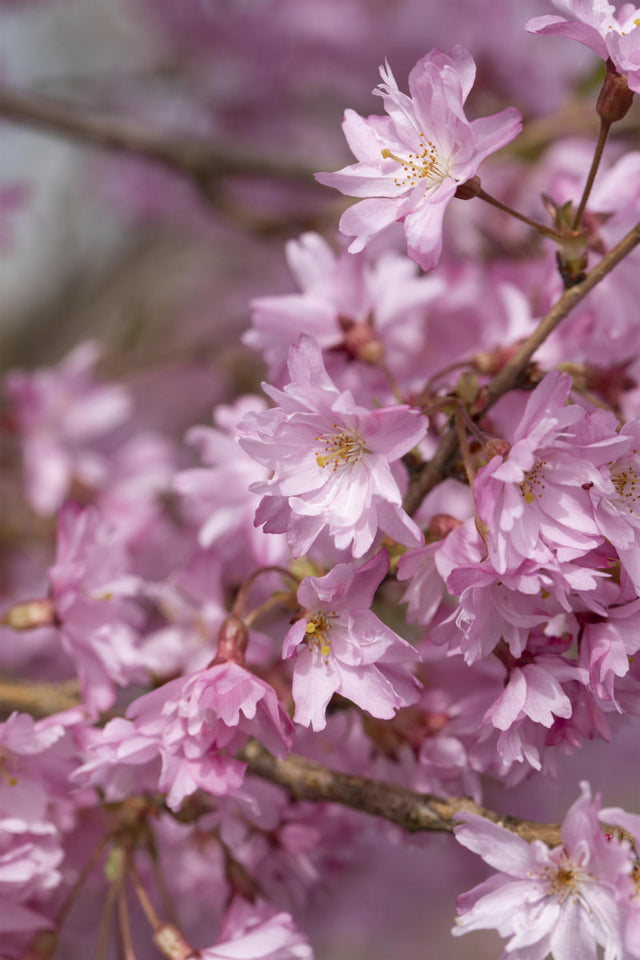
top-left (213, 615), bottom-right (249, 665)
top-left (455, 370), bottom-right (479, 405)
top-left (341, 320), bottom-right (385, 365)
top-left (153, 925), bottom-right (193, 960)
top-left (482, 438), bottom-right (511, 461)
top-left (428, 514), bottom-right (462, 539)
top-left (597, 60), bottom-right (634, 123)
top-left (1, 598), bottom-right (56, 630)
top-left (454, 175), bottom-right (481, 200)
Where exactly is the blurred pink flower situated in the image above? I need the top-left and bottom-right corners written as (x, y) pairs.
top-left (527, 1), bottom-right (640, 92)
top-left (316, 47), bottom-right (521, 270)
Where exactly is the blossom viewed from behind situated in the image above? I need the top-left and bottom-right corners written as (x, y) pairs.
top-left (316, 47), bottom-right (522, 270)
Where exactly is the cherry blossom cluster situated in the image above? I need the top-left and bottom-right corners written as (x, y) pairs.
top-left (1, 1), bottom-right (639, 958)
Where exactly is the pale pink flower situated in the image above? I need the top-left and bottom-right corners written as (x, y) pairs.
top-left (78, 661), bottom-right (293, 811)
top-left (589, 412), bottom-right (640, 591)
top-left (244, 231), bottom-right (443, 386)
top-left (174, 396), bottom-right (288, 569)
top-left (237, 335), bottom-right (426, 558)
top-left (527, 2), bottom-right (640, 92)
top-left (474, 372), bottom-right (628, 574)
top-left (454, 782), bottom-right (632, 960)
top-left (316, 47), bottom-right (521, 270)
top-left (48, 503), bottom-right (145, 714)
top-left (599, 807), bottom-right (640, 958)
top-left (6, 341), bottom-right (131, 515)
top-left (196, 898), bottom-right (313, 959)
top-left (283, 551), bottom-right (420, 731)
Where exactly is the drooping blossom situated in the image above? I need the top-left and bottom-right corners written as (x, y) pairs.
top-left (237, 335), bottom-right (426, 558)
top-left (599, 806), bottom-right (640, 958)
top-left (282, 551), bottom-right (421, 730)
top-left (527, 2), bottom-right (640, 93)
top-left (76, 660), bottom-right (293, 811)
top-left (316, 47), bottom-right (521, 270)
top-left (453, 782), bottom-right (632, 959)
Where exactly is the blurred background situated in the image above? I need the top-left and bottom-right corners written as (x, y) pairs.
top-left (1, 2), bottom-right (638, 958)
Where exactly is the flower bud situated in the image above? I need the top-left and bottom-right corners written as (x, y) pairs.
top-left (597, 60), bottom-right (634, 123)
top-left (213, 614), bottom-right (249, 665)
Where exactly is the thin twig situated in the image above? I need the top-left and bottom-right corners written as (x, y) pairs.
top-left (572, 117), bottom-right (611, 229)
top-left (476, 188), bottom-right (564, 241)
top-left (0, 677), bottom-right (81, 719)
top-left (404, 219), bottom-right (640, 515)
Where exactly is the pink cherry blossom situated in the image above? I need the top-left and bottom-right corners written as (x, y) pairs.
top-left (78, 660), bottom-right (293, 811)
top-left (454, 782), bottom-right (632, 959)
top-left (283, 551), bottom-right (421, 730)
top-left (474, 372), bottom-right (629, 574)
top-left (527, 2), bottom-right (640, 92)
top-left (6, 341), bottom-right (131, 515)
top-left (237, 335), bottom-right (426, 557)
top-left (196, 898), bottom-right (313, 959)
top-left (316, 47), bottom-right (521, 270)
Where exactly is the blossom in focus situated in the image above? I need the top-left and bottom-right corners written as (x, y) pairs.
top-left (474, 372), bottom-right (629, 574)
top-left (283, 551), bottom-right (421, 730)
top-left (453, 782), bottom-right (632, 959)
top-left (237, 335), bottom-right (426, 557)
top-left (527, 2), bottom-right (640, 93)
top-left (315, 47), bottom-right (521, 270)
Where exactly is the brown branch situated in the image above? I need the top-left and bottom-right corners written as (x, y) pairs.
top-left (404, 219), bottom-right (640, 515)
top-left (0, 676), bottom-right (81, 719)
top-left (0, 85), bottom-right (321, 202)
top-left (241, 741), bottom-right (562, 846)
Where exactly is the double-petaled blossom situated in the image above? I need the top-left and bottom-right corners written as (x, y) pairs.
top-left (527, 2), bottom-right (640, 93)
top-left (76, 661), bottom-right (293, 811)
top-left (244, 231), bottom-right (443, 390)
top-left (316, 47), bottom-right (521, 270)
top-left (282, 551), bottom-right (421, 730)
top-left (454, 782), bottom-right (633, 959)
top-left (237, 335), bottom-right (426, 558)
top-left (474, 372), bottom-right (629, 575)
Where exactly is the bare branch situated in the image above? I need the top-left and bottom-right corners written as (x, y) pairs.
top-left (0, 85), bottom-right (321, 201)
top-left (404, 219), bottom-right (640, 515)
top-left (241, 741), bottom-right (563, 846)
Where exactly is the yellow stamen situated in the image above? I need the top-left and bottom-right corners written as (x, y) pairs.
top-left (315, 427), bottom-right (366, 472)
top-left (381, 133), bottom-right (447, 187)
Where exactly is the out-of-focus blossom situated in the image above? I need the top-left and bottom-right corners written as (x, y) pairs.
top-left (283, 551), bottom-right (420, 730)
top-left (196, 898), bottom-right (313, 959)
top-left (527, 1), bottom-right (640, 92)
top-left (316, 47), bottom-right (521, 270)
top-left (5, 342), bottom-right (131, 515)
top-left (237, 335), bottom-right (426, 557)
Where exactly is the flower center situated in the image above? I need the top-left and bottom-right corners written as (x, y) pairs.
top-left (610, 460), bottom-right (640, 517)
top-left (304, 612), bottom-right (336, 657)
top-left (541, 856), bottom-right (590, 904)
top-left (381, 133), bottom-right (448, 187)
top-left (315, 426), bottom-right (366, 472)
top-left (519, 458), bottom-right (548, 503)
